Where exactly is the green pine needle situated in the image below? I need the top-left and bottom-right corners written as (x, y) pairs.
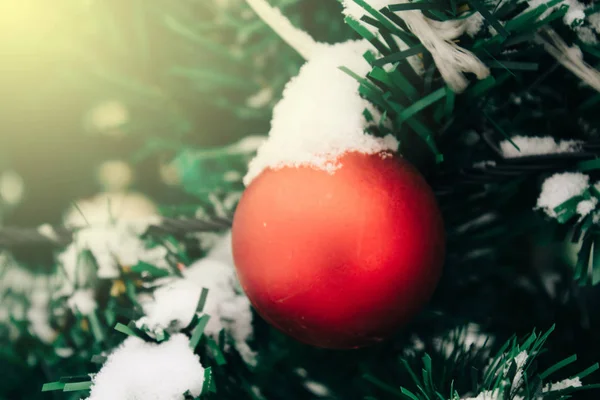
top-left (189, 314), bottom-right (211, 350)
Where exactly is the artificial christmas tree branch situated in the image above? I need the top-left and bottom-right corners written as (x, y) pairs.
top-left (2, 0), bottom-right (600, 399)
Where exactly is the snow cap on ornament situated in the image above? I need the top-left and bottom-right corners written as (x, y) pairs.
top-left (243, 0), bottom-right (490, 185)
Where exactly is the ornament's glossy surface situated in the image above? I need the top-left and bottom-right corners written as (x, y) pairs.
top-left (232, 152), bottom-right (445, 348)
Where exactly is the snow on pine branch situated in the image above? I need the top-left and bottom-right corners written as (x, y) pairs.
top-left (544, 377), bottom-right (583, 392)
top-left (58, 191), bottom-right (164, 285)
top-left (461, 324), bottom-right (597, 399)
top-left (85, 334), bottom-right (205, 400)
top-left (137, 232), bottom-right (257, 365)
top-left (536, 172), bottom-right (598, 219)
top-left (139, 280), bottom-right (201, 332)
top-left (403, 326), bottom-right (594, 400)
top-left (509, 136), bottom-right (600, 222)
top-left (462, 376), bottom-right (584, 399)
top-left (459, 351), bottom-right (529, 399)
top-left (55, 198), bottom-right (170, 328)
top-left (500, 136), bottom-right (582, 158)
top-left (67, 288), bottom-right (97, 315)
top-left (243, 0), bottom-right (492, 185)
top-left (243, 38), bottom-right (399, 185)
top-left (510, 350), bottom-right (529, 389)
top-left (57, 222), bottom-right (169, 283)
top-left (0, 252), bottom-right (60, 343)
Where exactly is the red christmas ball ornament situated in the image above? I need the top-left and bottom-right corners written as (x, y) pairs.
top-left (232, 151), bottom-right (445, 349)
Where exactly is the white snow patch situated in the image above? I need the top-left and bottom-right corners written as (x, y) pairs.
top-left (205, 231), bottom-right (235, 265)
top-left (184, 256), bottom-right (256, 365)
top-left (543, 377), bottom-right (582, 392)
top-left (27, 291), bottom-right (56, 344)
top-left (500, 136), bottom-right (581, 158)
top-left (243, 0), bottom-right (493, 184)
top-left (576, 198), bottom-right (597, 216)
top-left (139, 280), bottom-right (201, 331)
top-left (563, 1), bottom-right (586, 26)
top-left (511, 351), bottom-right (529, 388)
top-left (68, 289), bottom-right (97, 315)
top-left (138, 233), bottom-right (256, 365)
top-left (57, 222), bottom-right (168, 283)
top-left (86, 334), bottom-right (204, 400)
top-left (1, 253), bottom-right (43, 294)
top-left (0, 303), bottom-right (23, 340)
top-left (0, 254), bottom-right (59, 343)
top-left (576, 26), bottom-right (598, 44)
top-left (537, 173), bottom-right (589, 218)
top-left (194, 232), bottom-right (225, 252)
top-left (244, 40), bottom-right (398, 185)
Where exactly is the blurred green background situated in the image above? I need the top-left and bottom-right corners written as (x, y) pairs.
top-left (0, 0), bottom-right (349, 227)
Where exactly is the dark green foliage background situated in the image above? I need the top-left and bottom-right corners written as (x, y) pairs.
top-left (2, 0), bottom-right (600, 399)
